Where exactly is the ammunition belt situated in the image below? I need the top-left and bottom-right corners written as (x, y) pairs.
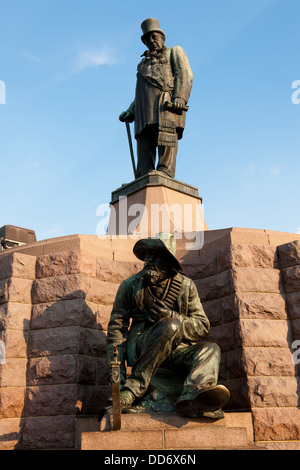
top-left (163, 276), bottom-right (182, 309)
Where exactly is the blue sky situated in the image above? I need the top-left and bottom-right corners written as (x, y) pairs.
top-left (0, 0), bottom-right (299, 241)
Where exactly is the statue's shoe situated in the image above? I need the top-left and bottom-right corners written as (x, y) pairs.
top-left (175, 385), bottom-right (230, 418)
top-left (120, 389), bottom-right (136, 408)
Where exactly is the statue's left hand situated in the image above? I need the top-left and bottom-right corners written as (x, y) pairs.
top-left (172, 97), bottom-right (186, 111)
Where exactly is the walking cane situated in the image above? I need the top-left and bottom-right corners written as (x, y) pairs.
top-left (125, 121), bottom-right (137, 178)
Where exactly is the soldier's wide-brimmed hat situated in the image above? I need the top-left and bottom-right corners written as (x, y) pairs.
top-left (133, 233), bottom-right (182, 272)
top-left (141, 18), bottom-right (166, 44)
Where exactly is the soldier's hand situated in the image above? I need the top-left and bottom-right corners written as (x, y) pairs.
top-left (148, 299), bottom-right (173, 323)
top-left (119, 110), bottom-right (134, 123)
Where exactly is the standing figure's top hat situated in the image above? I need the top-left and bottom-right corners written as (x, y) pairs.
top-left (141, 18), bottom-right (166, 44)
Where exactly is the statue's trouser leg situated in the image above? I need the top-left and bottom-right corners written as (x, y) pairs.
top-left (123, 318), bottom-right (183, 399)
top-left (136, 126), bottom-right (156, 178)
top-left (157, 138), bottom-right (178, 178)
top-left (167, 342), bottom-right (221, 401)
top-left (135, 125), bottom-right (178, 179)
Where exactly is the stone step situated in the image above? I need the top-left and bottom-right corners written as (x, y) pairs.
top-left (81, 426), bottom-right (250, 450)
top-left (79, 411), bottom-right (254, 450)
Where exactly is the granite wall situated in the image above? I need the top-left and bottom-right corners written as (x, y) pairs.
top-left (0, 230), bottom-right (299, 449)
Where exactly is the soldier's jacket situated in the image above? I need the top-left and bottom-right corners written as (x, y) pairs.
top-left (128, 46), bottom-right (193, 145)
top-left (107, 271), bottom-right (210, 380)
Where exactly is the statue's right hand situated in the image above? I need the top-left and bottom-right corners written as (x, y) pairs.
top-left (119, 110), bottom-right (134, 123)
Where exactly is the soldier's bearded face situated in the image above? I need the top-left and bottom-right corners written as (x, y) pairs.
top-left (144, 32), bottom-right (165, 52)
top-left (143, 251), bottom-right (168, 285)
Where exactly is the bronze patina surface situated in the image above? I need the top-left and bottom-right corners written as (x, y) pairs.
top-left (107, 233), bottom-right (230, 418)
top-left (119, 18), bottom-right (193, 179)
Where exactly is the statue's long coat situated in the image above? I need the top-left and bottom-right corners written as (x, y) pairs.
top-left (130, 46), bottom-right (193, 145)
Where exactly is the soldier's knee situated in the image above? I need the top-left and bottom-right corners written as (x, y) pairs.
top-left (161, 317), bottom-right (182, 339)
top-left (208, 342), bottom-right (221, 358)
top-left (196, 341), bottom-right (221, 359)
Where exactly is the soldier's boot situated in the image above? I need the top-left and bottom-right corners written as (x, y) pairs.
top-left (175, 384), bottom-right (230, 418)
top-left (120, 389), bottom-right (136, 408)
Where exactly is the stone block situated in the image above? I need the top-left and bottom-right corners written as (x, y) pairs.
top-left (181, 251), bottom-right (218, 279)
top-left (232, 267), bottom-right (282, 294)
top-left (25, 384), bottom-right (84, 416)
top-left (202, 297), bottom-right (224, 326)
top-left (258, 441), bottom-right (300, 450)
top-left (97, 304), bottom-right (112, 331)
top-left (286, 292), bottom-right (300, 320)
top-left (30, 299), bottom-right (98, 330)
top-left (22, 415), bottom-right (75, 449)
top-left (0, 252), bottom-right (36, 281)
top-left (208, 322), bottom-right (241, 352)
top-left (239, 318), bottom-right (293, 348)
top-left (27, 355), bottom-right (97, 386)
top-left (0, 358), bottom-right (27, 386)
top-left (292, 318), bottom-right (300, 340)
top-left (31, 274), bottom-right (85, 304)
top-left (195, 270), bottom-right (234, 302)
top-left (0, 329), bottom-right (27, 358)
top-left (112, 248), bottom-right (139, 262)
top-left (248, 376), bottom-right (299, 407)
top-left (81, 429), bottom-right (164, 450)
top-left (96, 357), bottom-right (109, 385)
top-left (196, 267), bottom-right (282, 303)
top-left (27, 326), bottom-right (107, 358)
top-left (81, 384), bottom-right (110, 414)
top-left (41, 235), bottom-right (81, 256)
top-left (100, 410), bottom-right (254, 442)
top-left (0, 387), bottom-right (25, 418)
top-left (224, 378), bottom-right (251, 409)
top-left (264, 230), bottom-right (300, 248)
top-left (96, 257), bottom-right (143, 283)
top-left (232, 292), bottom-right (287, 321)
top-left (164, 426), bottom-right (249, 449)
top-left (109, 238), bottom-right (138, 262)
top-left (217, 244), bottom-right (277, 272)
top-left (0, 303), bottom-right (31, 330)
top-left (277, 240), bottom-right (300, 268)
top-left (32, 272), bottom-right (114, 307)
top-left (281, 265), bottom-right (300, 294)
top-left (28, 326), bottom-right (81, 357)
top-left (84, 276), bottom-right (119, 305)
top-left (203, 292), bottom-right (288, 326)
top-left (78, 356), bottom-right (98, 384)
top-left (218, 354), bottom-right (227, 381)
top-left (79, 328), bottom-right (107, 357)
top-left (252, 407), bottom-right (300, 442)
top-left (0, 278), bottom-right (32, 305)
top-left (83, 418), bottom-right (250, 450)
top-left (0, 418), bottom-right (23, 450)
top-left (36, 250), bottom-right (96, 278)
top-left (226, 347), bottom-right (296, 379)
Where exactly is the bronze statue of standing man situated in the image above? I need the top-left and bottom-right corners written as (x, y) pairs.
top-left (119, 18), bottom-right (193, 179)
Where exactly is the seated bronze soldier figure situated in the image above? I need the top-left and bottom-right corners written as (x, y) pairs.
top-left (107, 234), bottom-right (230, 418)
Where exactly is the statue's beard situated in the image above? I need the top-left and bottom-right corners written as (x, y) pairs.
top-left (141, 44), bottom-right (167, 59)
top-left (143, 265), bottom-right (167, 285)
